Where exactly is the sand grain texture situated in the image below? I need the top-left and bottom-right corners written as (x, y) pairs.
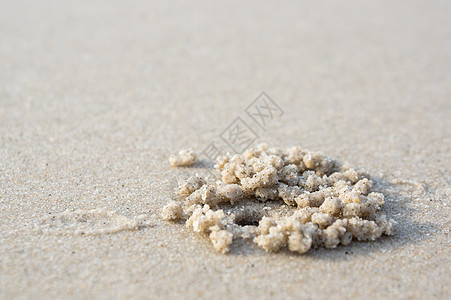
top-left (0, 0), bottom-right (450, 299)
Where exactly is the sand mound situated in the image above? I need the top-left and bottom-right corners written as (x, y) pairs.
top-left (164, 144), bottom-right (395, 254)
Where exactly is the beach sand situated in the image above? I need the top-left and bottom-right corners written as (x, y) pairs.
top-left (0, 0), bottom-right (450, 299)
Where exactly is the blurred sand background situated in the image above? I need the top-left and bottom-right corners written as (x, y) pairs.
top-left (0, 0), bottom-right (450, 299)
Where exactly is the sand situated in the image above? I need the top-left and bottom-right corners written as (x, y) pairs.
top-left (166, 145), bottom-right (396, 254)
top-left (0, 0), bottom-right (450, 299)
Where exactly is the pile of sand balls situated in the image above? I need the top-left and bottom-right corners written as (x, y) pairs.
top-left (168, 149), bottom-right (197, 167)
top-left (163, 144), bottom-right (395, 254)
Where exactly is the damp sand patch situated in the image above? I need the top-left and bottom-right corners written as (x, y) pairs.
top-left (164, 144), bottom-right (396, 254)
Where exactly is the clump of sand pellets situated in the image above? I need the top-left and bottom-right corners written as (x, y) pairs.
top-left (163, 144), bottom-right (395, 254)
top-left (169, 149), bottom-right (197, 167)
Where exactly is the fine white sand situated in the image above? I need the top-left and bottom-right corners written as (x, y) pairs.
top-left (1, 0), bottom-right (450, 299)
